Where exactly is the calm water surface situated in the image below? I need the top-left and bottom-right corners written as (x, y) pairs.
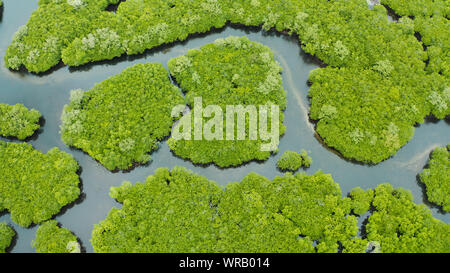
top-left (0, 1), bottom-right (448, 252)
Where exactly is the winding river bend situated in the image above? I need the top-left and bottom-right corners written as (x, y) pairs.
top-left (0, 1), bottom-right (449, 252)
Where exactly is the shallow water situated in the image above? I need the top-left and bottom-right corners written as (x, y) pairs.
top-left (0, 1), bottom-right (448, 253)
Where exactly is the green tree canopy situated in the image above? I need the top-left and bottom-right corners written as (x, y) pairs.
top-left (277, 150), bottom-right (312, 172)
top-left (6, 0), bottom-right (448, 164)
top-left (60, 63), bottom-right (184, 171)
top-left (309, 67), bottom-right (448, 163)
top-left (419, 145), bottom-right (450, 212)
top-left (91, 167), bottom-right (223, 253)
top-left (380, 0), bottom-right (449, 17)
top-left (92, 167), bottom-right (358, 253)
top-left (167, 36), bottom-right (286, 167)
top-left (92, 167), bottom-right (450, 253)
top-left (277, 151), bottom-right (304, 172)
top-left (0, 103), bottom-right (41, 140)
top-left (32, 220), bottom-right (80, 253)
top-left (0, 141), bottom-right (81, 227)
top-left (0, 222), bottom-right (15, 253)
top-left (364, 184), bottom-right (450, 253)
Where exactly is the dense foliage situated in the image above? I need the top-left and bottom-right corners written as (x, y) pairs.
top-left (91, 167), bottom-right (223, 252)
top-left (277, 151), bottom-right (303, 172)
top-left (301, 150), bottom-right (313, 167)
top-left (92, 167), bottom-right (449, 253)
top-left (167, 36), bottom-right (286, 167)
top-left (0, 141), bottom-right (81, 227)
top-left (349, 187), bottom-right (374, 215)
top-left (309, 67), bottom-right (448, 163)
top-left (305, 0), bottom-right (448, 165)
top-left (2, 0), bottom-right (448, 253)
top-left (4, 0), bottom-right (123, 72)
top-left (383, 0), bottom-right (450, 212)
top-left (5, 0), bottom-right (449, 164)
top-left (0, 103), bottom-right (41, 140)
top-left (60, 63), bottom-right (184, 171)
top-left (348, 183), bottom-right (450, 253)
top-left (380, 0), bottom-right (449, 17)
top-left (0, 222), bottom-right (15, 253)
top-left (415, 15), bottom-right (450, 78)
top-left (419, 145), bottom-right (449, 212)
top-left (4, 0), bottom-right (434, 73)
top-left (91, 167), bottom-right (356, 253)
top-left (217, 171), bottom-right (358, 253)
top-left (363, 184), bottom-right (450, 253)
top-left (277, 150), bottom-right (312, 171)
top-left (382, 0), bottom-right (449, 77)
top-left (32, 220), bottom-right (80, 253)
top-left (3, 0), bottom-right (227, 72)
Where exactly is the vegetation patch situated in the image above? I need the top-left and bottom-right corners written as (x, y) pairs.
top-left (5, 0), bottom-right (436, 74)
top-left (92, 167), bottom-right (449, 253)
top-left (167, 36), bottom-right (286, 167)
top-left (4, 0), bottom-right (124, 72)
top-left (0, 103), bottom-right (41, 140)
top-left (419, 145), bottom-right (449, 212)
top-left (60, 63), bottom-right (184, 171)
top-left (309, 67), bottom-right (448, 163)
top-left (6, 0), bottom-right (449, 164)
top-left (381, 0), bottom-right (449, 83)
top-left (217, 171), bottom-right (357, 253)
top-left (4, 0), bottom-right (227, 72)
top-left (362, 184), bottom-right (450, 253)
top-left (91, 167), bottom-right (223, 253)
top-left (91, 167), bottom-right (355, 253)
top-left (0, 222), bottom-right (15, 253)
top-left (0, 141), bottom-right (81, 227)
top-left (32, 220), bottom-right (80, 253)
top-left (415, 15), bottom-right (450, 78)
top-left (277, 150), bottom-right (312, 172)
top-left (380, 0), bottom-right (449, 17)
top-left (349, 187), bottom-right (374, 216)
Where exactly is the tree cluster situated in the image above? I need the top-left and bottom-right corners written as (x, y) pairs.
top-left (0, 103), bottom-right (41, 140)
top-left (92, 167), bottom-right (450, 253)
top-left (277, 150), bottom-right (312, 172)
top-left (167, 36), bottom-right (286, 167)
top-left (32, 220), bottom-right (80, 253)
top-left (309, 67), bottom-right (448, 163)
top-left (419, 145), bottom-right (449, 212)
top-left (0, 222), bottom-right (15, 253)
top-left (0, 141), bottom-right (81, 227)
top-left (60, 63), bottom-right (184, 171)
top-left (363, 184), bottom-right (450, 253)
top-left (5, 0), bottom-right (448, 164)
